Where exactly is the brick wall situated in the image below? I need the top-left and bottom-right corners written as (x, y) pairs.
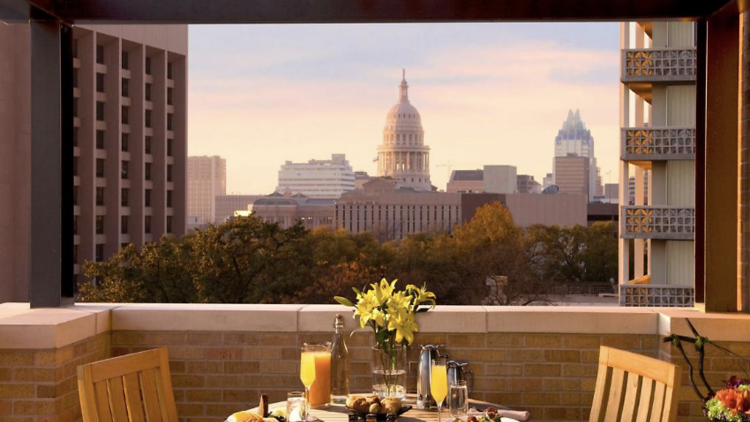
top-left (0, 333), bottom-right (110, 422)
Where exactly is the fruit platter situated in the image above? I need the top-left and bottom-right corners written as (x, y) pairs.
top-left (345, 395), bottom-right (412, 420)
top-left (447, 406), bottom-right (530, 422)
top-left (228, 408), bottom-right (286, 422)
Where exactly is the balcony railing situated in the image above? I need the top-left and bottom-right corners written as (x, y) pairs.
top-left (619, 284), bottom-right (694, 307)
top-left (621, 48), bottom-right (697, 83)
top-left (621, 206), bottom-right (695, 240)
top-left (621, 127), bottom-right (696, 161)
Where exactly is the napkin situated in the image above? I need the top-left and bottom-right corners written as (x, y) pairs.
top-left (497, 410), bottom-right (530, 421)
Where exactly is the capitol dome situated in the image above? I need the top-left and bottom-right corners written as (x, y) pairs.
top-left (376, 70), bottom-right (431, 191)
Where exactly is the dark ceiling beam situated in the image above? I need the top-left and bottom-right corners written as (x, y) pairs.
top-left (52, 0), bottom-right (730, 24)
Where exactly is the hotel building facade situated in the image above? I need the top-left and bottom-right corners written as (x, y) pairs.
top-left (188, 155), bottom-right (227, 225)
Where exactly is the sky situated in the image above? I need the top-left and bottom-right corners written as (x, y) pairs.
top-left (187, 23), bottom-right (621, 195)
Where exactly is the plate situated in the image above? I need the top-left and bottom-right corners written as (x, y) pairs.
top-left (347, 405), bottom-right (413, 420)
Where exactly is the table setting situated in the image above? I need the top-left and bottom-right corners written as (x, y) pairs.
top-left (227, 279), bottom-right (531, 422)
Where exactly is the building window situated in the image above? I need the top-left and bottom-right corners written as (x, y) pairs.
top-left (145, 83), bottom-right (152, 101)
top-left (96, 216), bottom-right (104, 234)
top-left (96, 187), bottom-right (105, 206)
top-left (145, 189), bottom-right (151, 207)
top-left (167, 165), bottom-right (173, 182)
top-left (96, 159), bottom-right (104, 178)
top-left (73, 68), bottom-right (78, 88)
top-left (145, 110), bottom-right (152, 128)
top-left (73, 186), bottom-right (78, 205)
top-left (167, 139), bottom-right (173, 156)
top-left (167, 62), bottom-right (173, 80)
top-left (145, 136), bottom-right (152, 154)
top-left (96, 130), bottom-right (105, 149)
top-left (145, 57), bottom-right (152, 75)
top-left (73, 128), bottom-right (79, 147)
top-left (121, 161), bottom-right (128, 179)
top-left (121, 51), bottom-right (128, 70)
top-left (121, 106), bottom-right (129, 125)
top-left (73, 216), bottom-right (78, 235)
top-left (73, 39), bottom-right (78, 58)
top-left (96, 244), bottom-right (104, 262)
top-left (167, 114), bottom-right (173, 131)
top-left (96, 101), bottom-right (104, 121)
top-left (121, 133), bottom-right (129, 152)
top-left (122, 78), bottom-right (129, 97)
top-left (73, 98), bottom-right (78, 118)
top-left (167, 87), bottom-right (173, 105)
top-left (166, 190), bottom-right (173, 207)
top-left (121, 216), bottom-right (128, 234)
top-left (166, 216), bottom-right (173, 233)
top-left (73, 245), bottom-right (78, 265)
top-left (144, 216), bottom-right (151, 234)
top-left (121, 188), bottom-right (128, 206)
top-left (96, 44), bottom-right (104, 64)
top-left (145, 162), bottom-right (152, 181)
top-left (96, 73), bottom-right (104, 93)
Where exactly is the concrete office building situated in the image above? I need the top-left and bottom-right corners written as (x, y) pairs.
top-left (251, 193), bottom-right (335, 230)
top-left (554, 155), bottom-right (590, 196)
top-left (188, 155), bottom-right (226, 225)
top-left (553, 110), bottom-right (602, 201)
top-left (619, 21), bottom-right (696, 306)
top-left (483, 165), bottom-right (518, 194)
top-left (0, 24), bottom-right (188, 301)
top-left (517, 174), bottom-right (542, 194)
top-left (376, 71), bottom-right (432, 191)
top-left (276, 154), bottom-right (355, 199)
top-left (446, 170), bottom-right (484, 193)
top-left (460, 193), bottom-right (587, 228)
top-left (604, 183), bottom-right (619, 204)
top-left (215, 194), bottom-right (264, 224)
top-left (335, 177), bottom-right (460, 240)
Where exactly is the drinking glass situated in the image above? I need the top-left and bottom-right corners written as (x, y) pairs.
top-left (300, 345), bottom-right (317, 418)
top-left (449, 380), bottom-right (469, 419)
top-left (431, 357), bottom-right (448, 422)
top-left (287, 391), bottom-right (307, 422)
top-left (303, 342), bottom-right (331, 408)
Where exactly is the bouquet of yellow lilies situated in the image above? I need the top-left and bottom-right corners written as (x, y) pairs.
top-left (335, 279), bottom-right (436, 397)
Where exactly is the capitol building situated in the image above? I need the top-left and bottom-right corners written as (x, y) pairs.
top-left (376, 70), bottom-right (432, 191)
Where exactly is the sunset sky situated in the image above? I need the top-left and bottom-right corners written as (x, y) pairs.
top-left (187, 23), bottom-right (621, 195)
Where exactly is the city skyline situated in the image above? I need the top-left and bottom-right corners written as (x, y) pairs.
top-left (187, 23), bottom-right (620, 195)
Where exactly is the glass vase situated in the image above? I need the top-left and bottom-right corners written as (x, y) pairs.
top-left (371, 342), bottom-right (407, 399)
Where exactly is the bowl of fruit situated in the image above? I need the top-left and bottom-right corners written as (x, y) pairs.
top-left (345, 395), bottom-right (411, 421)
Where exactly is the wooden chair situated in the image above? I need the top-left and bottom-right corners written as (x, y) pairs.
top-left (77, 347), bottom-right (179, 422)
top-left (589, 346), bottom-right (682, 422)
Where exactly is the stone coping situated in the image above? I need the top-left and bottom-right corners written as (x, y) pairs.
top-left (0, 302), bottom-right (747, 349)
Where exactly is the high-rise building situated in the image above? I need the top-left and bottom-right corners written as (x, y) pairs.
top-left (553, 109), bottom-right (601, 201)
top-left (376, 71), bottom-right (432, 191)
top-left (188, 155), bottom-right (226, 225)
top-left (0, 24), bottom-right (188, 301)
top-left (543, 173), bottom-right (555, 189)
top-left (517, 175), bottom-right (542, 194)
top-left (483, 165), bottom-right (518, 194)
top-left (276, 154), bottom-right (355, 199)
top-left (446, 170), bottom-right (484, 193)
top-left (619, 21), bottom-right (696, 306)
top-left (554, 155), bottom-right (590, 196)
top-left (215, 194), bottom-right (264, 224)
top-left (604, 183), bottom-right (619, 204)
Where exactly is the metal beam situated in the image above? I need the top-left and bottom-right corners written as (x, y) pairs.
top-left (51, 0), bottom-right (731, 24)
top-left (30, 7), bottom-right (74, 307)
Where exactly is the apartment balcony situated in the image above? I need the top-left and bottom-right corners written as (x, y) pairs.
top-left (621, 205), bottom-right (695, 240)
top-left (621, 126), bottom-right (696, 161)
top-left (619, 284), bottom-right (694, 307)
top-left (621, 48), bottom-right (697, 83)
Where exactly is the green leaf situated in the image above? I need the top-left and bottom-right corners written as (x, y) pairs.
top-left (334, 296), bottom-right (354, 307)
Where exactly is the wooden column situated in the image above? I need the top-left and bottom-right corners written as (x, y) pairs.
top-left (740, 10), bottom-right (750, 312)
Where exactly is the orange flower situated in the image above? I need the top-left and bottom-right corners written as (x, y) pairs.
top-left (718, 389), bottom-right (739, 412)
top-left (737, 390), bottom-right (750, 414)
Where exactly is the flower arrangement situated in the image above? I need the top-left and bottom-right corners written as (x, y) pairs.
top-left (705, 377), bottom-right (750, 422)
top-left (334, 278), bottom-right (436, 347)
top-left (335, 278), bottom-right (436, 397)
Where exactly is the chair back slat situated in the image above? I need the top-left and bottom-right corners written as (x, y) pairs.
top-left (604, 368), bottom-right (626, 422)
top-left (620, 372), bottom-right (642, 422)
top-left (108, 377), bottom-right (129, 422)
top-left (77, 348), bottom-right (178, 422)
top-left (140, 369), bottom-right (164, 422)
top-left (635, 377), bottom-right (654, 422)
top-left (589, 347), bottom-right (681, 422)
top-left (122, 372), bottom-right (146, 422)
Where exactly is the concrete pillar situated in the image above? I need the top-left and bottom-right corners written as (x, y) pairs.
top-left (704, 15), bottom-right (740, 312)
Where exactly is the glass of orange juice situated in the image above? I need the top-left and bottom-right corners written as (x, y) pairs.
top-left (431, 357), bottom-right (448, 422)
top-left (302, 342), bottom-right (331, 409)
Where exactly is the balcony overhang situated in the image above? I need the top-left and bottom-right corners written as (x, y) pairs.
top-left (0, 0), bottom-right (738, 24)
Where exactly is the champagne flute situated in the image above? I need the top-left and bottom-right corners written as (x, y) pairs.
top-left (431, 357), bottom-right (448, 422)
top-left (300, 345), bottom-right (317, 420)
